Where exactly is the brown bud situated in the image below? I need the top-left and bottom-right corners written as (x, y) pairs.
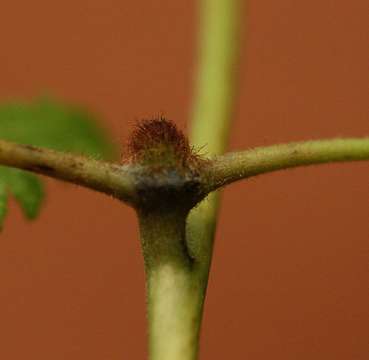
top-left (124, 117), bottom-right (206, 173)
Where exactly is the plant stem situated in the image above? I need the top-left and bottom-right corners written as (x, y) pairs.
top-left (205, 137), bottom-right (369, 191)
top-left (138, 211), bottom-right (204, 360)
top-left (190, 0), bottom-right (241, 155)
top-left (147, 266), bottom-right (203, 360)
top-left (188, 0), bottom-right (242, 276)
top-left (167, 1), bottom-right (241, 357)
top-left (0, 139), bottom-right (137, 203)
top-left (137, 1), bottom-right (243, 353)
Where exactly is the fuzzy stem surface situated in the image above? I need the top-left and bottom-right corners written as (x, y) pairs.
top-left (205, 137), bottom-right (369, 192)
top-left (188, 0), bottom-right (242, 280)
top-left (138, 212), bottom-right (204, 360)
top-left (0, 139), bottom-right (137, 203)
top-left (147, 266), bottom-right (203, 360)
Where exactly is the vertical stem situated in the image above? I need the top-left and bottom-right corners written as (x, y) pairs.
top-left (188, 0), bottom-right (242, 274)
top-left (138, 212), bottom-right (205, 360)
top-left (147, 265), bottom-right (204, 360)
top-left (190, 0), bottom-right (241, 155)
top-left (138, 1), bottom-right (243, 359)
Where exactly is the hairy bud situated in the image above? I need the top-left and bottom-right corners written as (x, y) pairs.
top-left (123, 117), bottom-right (208, 212)
top-left (124, 117), bottom-right (205, 172)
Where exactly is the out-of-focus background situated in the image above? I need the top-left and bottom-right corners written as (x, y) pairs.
top-left (0, 1), bottom-right (368, 359)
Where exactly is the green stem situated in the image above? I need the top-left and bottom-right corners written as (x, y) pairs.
top-left (190, 0), bottom-right (241, 154)
top-left (188, 0), bottom-right (242, 277)
top-left (0, 139), bottom-right (137, 203)
top-left (147, 266), bottom-right (203, 360)
top-left (169, 1), bottom-right (242, 357)
top-left (136, 1), bottom-right (243, 354)
top-left (205, 137), bottom-right (369, 192)
top-left (138, 212), bottom-right (204, 360)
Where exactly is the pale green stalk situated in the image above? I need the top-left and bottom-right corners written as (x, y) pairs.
top-left (147, 266), bottom-right (203, 360)
top-left (142, 1), bottom-right (242, 359)
top-left (138, 211), bottom-right (204, 360)
top-left (188, 0), bottom-right (242, 274)
top-left (0, 139), bottom-right (137, 203)
top-left (205, 138), bottom-right (369, 191)
top-left (190, 0), bottom-right (240, 154)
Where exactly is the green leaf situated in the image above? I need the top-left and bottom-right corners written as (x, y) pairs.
top-left (0, 167), bottom-right (44, 220)
top-left (0, 98), bottom-right (116, 159)
top-left (0, 97), bottom-right (117, 228)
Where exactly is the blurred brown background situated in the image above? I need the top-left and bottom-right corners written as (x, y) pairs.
top-left (0, 1), bottom-right (368, 359)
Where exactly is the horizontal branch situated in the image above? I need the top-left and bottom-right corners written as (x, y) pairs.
top-left (0, 139), bottom-right (138, 203)
top-left (1, 137), bottom-right (368, 206)
top-left (204, 138), bottom-right (369, 192)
